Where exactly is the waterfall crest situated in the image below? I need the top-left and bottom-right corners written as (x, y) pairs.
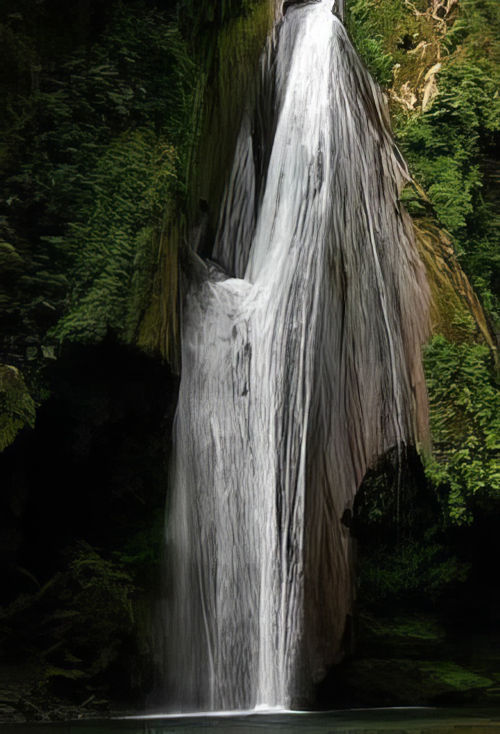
top-left (163, 0), bottom-right (430, 711)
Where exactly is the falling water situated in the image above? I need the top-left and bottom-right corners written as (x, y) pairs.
top-left (162, 0), bottom-right (430, 712)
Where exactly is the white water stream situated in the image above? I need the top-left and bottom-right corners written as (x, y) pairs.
top-left (162, 0), bottom-right (430, 712)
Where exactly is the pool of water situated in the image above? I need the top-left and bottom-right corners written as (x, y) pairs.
top-left (1, 708), bottom-right (499, 734)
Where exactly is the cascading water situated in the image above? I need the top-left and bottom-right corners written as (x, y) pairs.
top-left (161, 0), bottom-right (430, 712)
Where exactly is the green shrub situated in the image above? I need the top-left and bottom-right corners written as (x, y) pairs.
top-left (359, 533), bottom-right (469, 605)
top-left (423, 317), bottom-right (500, 524)
top-left (345, 0), bottom-right (395, 86)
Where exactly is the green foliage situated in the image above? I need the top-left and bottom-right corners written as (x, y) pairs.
top-left (52, 130), bottom-right (179, 345)
top-left (354, 449), bottom-right (468, 606)
top-left (423, 317), bottom-right (500, 524)
top-left (346, 0), bottom-right (500, 325)
top-left (0, 543), bottom-right (134, 681)
top-left (345, 0), bottom-right (395, 86)
top-left (1, 4), bottom-right (197, 214)
top-left (442, 0), bottom-right (500, 57)
top-left (0, 0), bottom-right (271, 388)
top-left (347, 0), bottom-right (500, 537)
top-left (358, 532), bottom-right (469, 605)
top-left (345, 0), bottom-right (436, 89)
top-left (399, 62), bottom-right (499, 272)
top-left (0, 365), bottom-right (35, 451)
top-left (62, 543), bottom-right (134, 674)
top-left (0, 1), bottom-right (198, 379)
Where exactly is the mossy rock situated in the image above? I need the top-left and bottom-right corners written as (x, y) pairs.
top-left (414, 218), bottom-right (497, 358)
top-left (420, 661), bottom-right (492, 694)
top-left (359, 613), bottom-right (447, 658)
top-left (328, 657), bottom-right (495, 706)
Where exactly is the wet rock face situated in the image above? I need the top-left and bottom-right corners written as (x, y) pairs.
top-left (317, 611), bottom-right (500, 709)
top-left (283, 0), bottom-right (319, 14)
top-left (162, 0), bottom-right (429, 711)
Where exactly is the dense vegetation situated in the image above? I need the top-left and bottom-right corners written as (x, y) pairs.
top-left (0, 0), bottom-right (195, 386)
top-left (0, 1), bottom-right (193, 706)
top-left (347, 0), bottom-right (499, 325)
top-left (346, 0), bottom-right (499, 524)
top-left (0, 0), bottom-right (498, 719)
top-left (342, 0), bottom-right (500, 707)
top-left (424, 319), bottom-right (499, 525)
top-left (0, 0), bottom-right (273, 718)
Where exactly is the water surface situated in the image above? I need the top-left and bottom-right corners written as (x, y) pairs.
top-left (3, 708), bottom-right (500, 734)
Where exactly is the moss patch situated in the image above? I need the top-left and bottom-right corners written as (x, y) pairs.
top-left (363, 614), bottom-right (446, 643)
top-left (419, 661), bottom-right (493, 691)
top-left (322, 657), bottom-right (496, 707)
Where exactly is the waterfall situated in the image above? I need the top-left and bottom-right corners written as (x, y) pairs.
top-left (162, 0), bottom-right (430, 712)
